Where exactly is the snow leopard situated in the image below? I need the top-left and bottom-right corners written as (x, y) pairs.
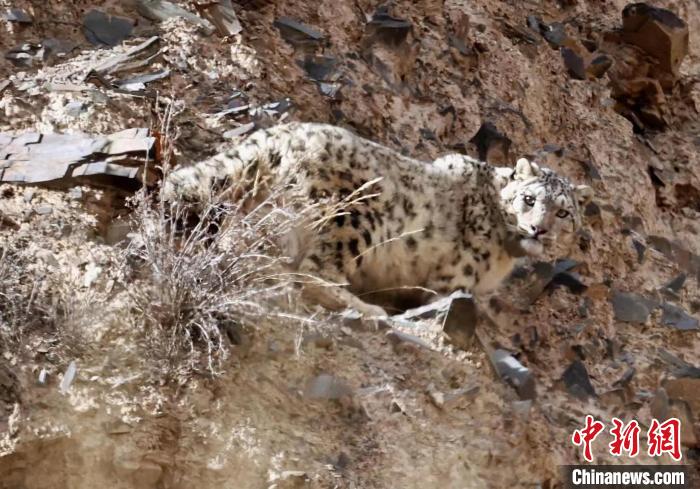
top-left (162, 122), bottom-right (593, 316)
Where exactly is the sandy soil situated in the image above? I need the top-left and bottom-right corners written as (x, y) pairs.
top-left (0, 0), bottom-right (699, 488)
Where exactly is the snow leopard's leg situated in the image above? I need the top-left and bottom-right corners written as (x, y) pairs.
top-left (295, 224), bottom-right (388, 318)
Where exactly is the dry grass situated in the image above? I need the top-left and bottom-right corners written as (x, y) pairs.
top-left (123, 193), bottom-right (310, 376)
top-left (120, 102), bottom-right (316, 377)
top-left (0, 242), bottom-right (44, 350)
top-left (0, 238), bottom-right (91, 360)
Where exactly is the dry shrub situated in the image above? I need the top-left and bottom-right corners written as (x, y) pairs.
top-left (0, 238), bottom-right (96, 360)
top-left (0, 242), bottom-right (45, 350)
top-left (121, 102), bottom-right (317, 377)
top-left (123, 189), bottom-right (311, 376)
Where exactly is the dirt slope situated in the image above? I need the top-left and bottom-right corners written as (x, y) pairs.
top-left (1, 0), bottom-right (699, 488)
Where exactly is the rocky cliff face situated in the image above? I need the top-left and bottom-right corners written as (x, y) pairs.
top-left (0, 1), bottom-right (699, 488)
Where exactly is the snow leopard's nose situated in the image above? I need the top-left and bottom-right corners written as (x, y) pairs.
top-left (530, 225), bottom-right (548, 237)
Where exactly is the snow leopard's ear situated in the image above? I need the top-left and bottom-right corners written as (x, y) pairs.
top-left (514, 158), bottom-right (540, 179)
top-left (574, 184), bottom-right (594, 207)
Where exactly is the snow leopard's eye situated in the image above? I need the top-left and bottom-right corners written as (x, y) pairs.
top-left (523, 195), bottom-right (536, 207)
top-left (556, 209), bottom-right (570, 218)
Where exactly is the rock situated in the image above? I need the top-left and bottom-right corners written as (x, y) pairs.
top-left (37, 369), bottom-right (48, 385)
top-left (5, 42), bottom-right (43, 68)
top-left (519, 259), bottom-right (581, 303)
top-left (662, 273), bottom-right (688, 292)
top-left (365, 6), bottom-right (412, 46)
top-left (543, 23), bottom-right (568, 48)
top-left (658, 349), bottom-right (700, 378)
top-left (36, 249), bottom-right (59, 268)
top-left (83, 263), bottom-right (102, 288)
top-left (448, 12), bottom-right (475, 56)
top-left (220, 320), bottom-right (251, 353)
top-left (319, 82), bottom-right (342, 99)
top-left (3, 8), bottom-right (32, 24)
top-left (610, 290), bottom-right (656, 324)
top-left (561, 47), bottom-right (586, 80)
top-left (91, 36), bottom-right (160, 76)
top-left (562, 46), bottom-right (612, 81)
top-left (59, 361), bottom-right (77, 393)
top-left (137, 0), bottom-right (215, 35)
top-left (392, 293), bottom-right (454, 321)
top-left (303, 374), bottom-right (353, 400)
top-left (300, 55), bottom-right (336, 81)
top-left (663, 377), bottom-right (700, 415)
top-left (35, 205), bottom-right (53, 215)
top-left (274, 17), bottom-right (325, 47)
top-left (270, 470), bottom-right (308, 488)
top-left (42, 38), bottom-right (76, 62)
top-left (667, 400), bottom-right (698, 448)
top-left (65, 101), bottom-right (85, 117)
top-left (223, 123), bottom-right (256, 139)
top-left (68, 187), bottom-right (83, 200)
top-left (82, 10), bottom-right (134, 47)
top-left (562, 360), bottom-right (596, 400)
top-left (587, 54), bottom-right (613, 78)
top-left (675, 365), bottom-right (700, 379)
top-left (22, 188), bottom-right (34, 203)
top-left (632, 239), bottom-right (646, 264)
top-left (621, 3), bottom-right (688, 78)
top-left (581, 160), bottom-right (602, 180)
top-left (536, 21), bottom-right (568, 48)
top-left (650, 387), bottom-right (670, 420)
top-left (0, 128), bottom-right (157, 188)
top-left (599, 389), bottom-right (626, 409)
top-left (201, 0), bottom-right (242, 37)
top-left (441, 294), bottom-right (477, 350)
top-left (526, 15), bottom-right (543, 33)
top-left (302, 332), bottom-right (334, 350)
top-left (427, 383), bottom-right (479, 410)
top-left (469, 122), bottom-right (511, 165)
top-left (489, 349), bottom-right (536, 400)
top-left (584, 202), bottom-right (601, 219)
top-left (385, 329), bottom-right (431, 352)
top-left (116, 70), bottom-right (170, 91)
top-left (390, 398), bottom-right (406, 413)
top-left (647, 236), bottom-right (700, 282)
top-left (512, 400), bottom-right (533, 420)
top-left (660, 303), bottom-right (699, 331)
top-left (550, 271), bottom-right (587, 295)
top-left (613, 367), bottom-right (636, 387)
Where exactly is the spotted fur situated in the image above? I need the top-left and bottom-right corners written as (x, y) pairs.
top-left (162, 122), bottom-right (592, 315)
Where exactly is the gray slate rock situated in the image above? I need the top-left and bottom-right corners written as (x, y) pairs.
top-left (611, 291), bottom-right (657, 323)
top-left (366, 6), bottom-right (412, 46)
top-left (4, 8), bottom-right (32, 23)
top-left (137, 0), bottom-right (215, 35)
top-left (660, 302), bottom-right (699, 330)
top-left (274, 17), bottom-right (324, 45)
top-left (59, 361), bottom-right (77, 393)
top-left (442, 294), bottom-right (477, 349)
top-left (303, 374), bottom-right (353, 400)
top-left (562, 360), bottom-right (596, 400)
top-left (490, 349), bottom-right (536, 400)
top-left (0, 128), bottom-right (155, 187)
top-left (83, 10), bottom-right (134, 47)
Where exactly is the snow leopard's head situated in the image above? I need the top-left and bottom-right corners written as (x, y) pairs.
top-left (497, 158), bottom-right (593, 255)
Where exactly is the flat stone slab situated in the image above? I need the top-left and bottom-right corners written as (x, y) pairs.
top-left (0, 129), bottom-right (156, 187)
